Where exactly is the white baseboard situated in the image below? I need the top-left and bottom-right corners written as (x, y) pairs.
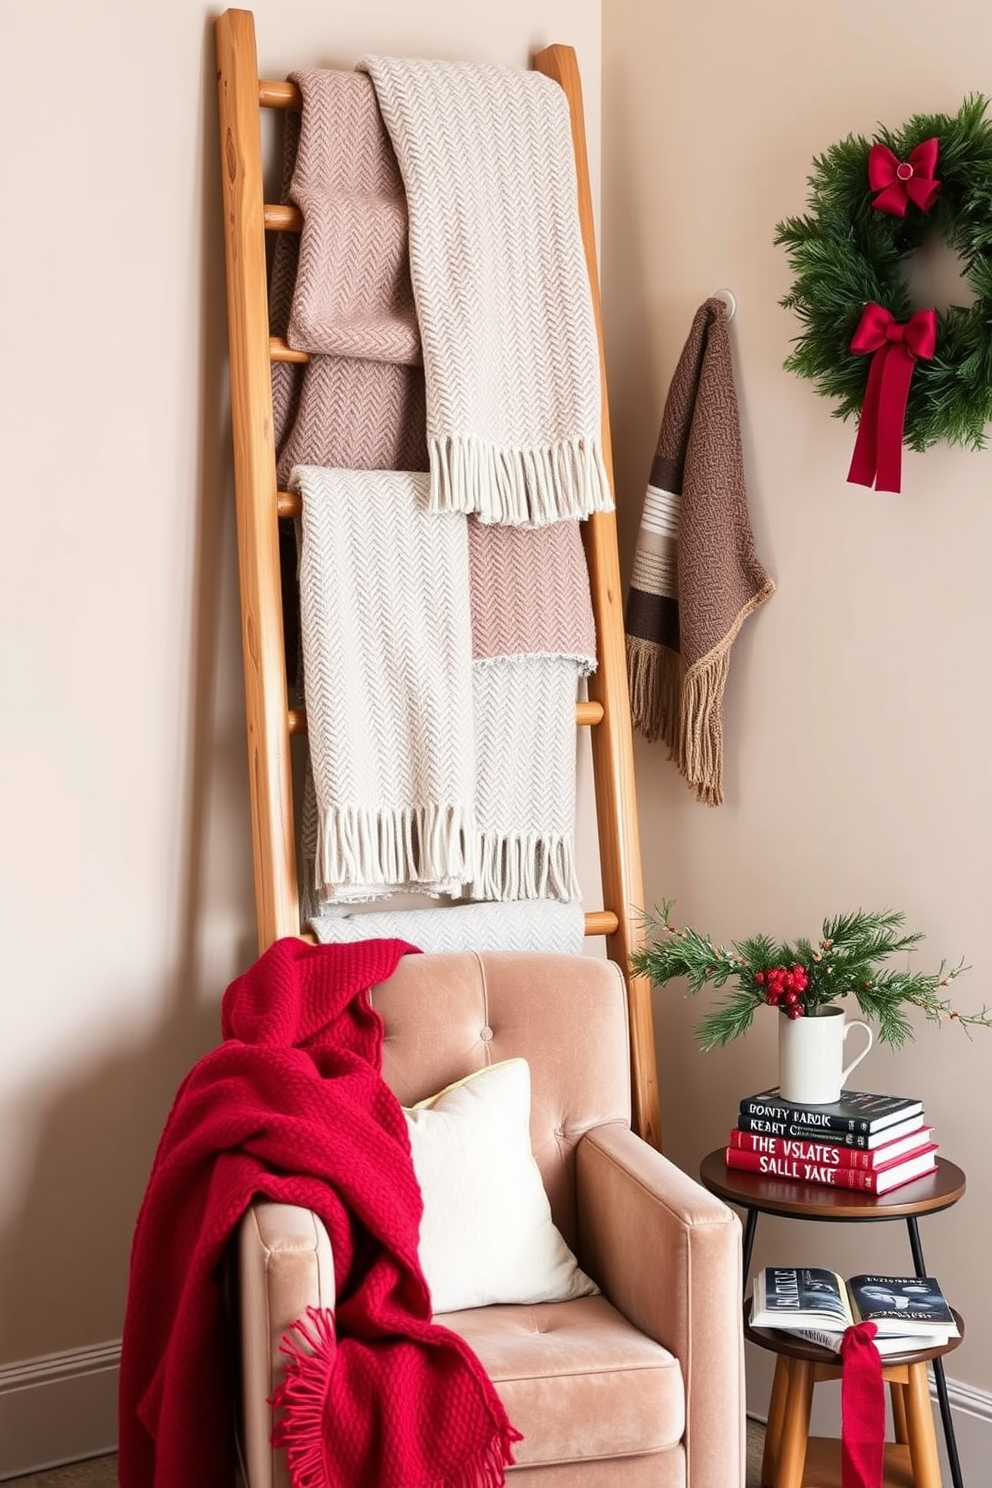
top-left (0, 1342), bottom-right (119, 1480)
top-left (747, 1339), bottom-right (992, 1483)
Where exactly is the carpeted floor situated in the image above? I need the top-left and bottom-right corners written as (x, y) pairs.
top-left (2, 1421), bottom-right (769, 1487)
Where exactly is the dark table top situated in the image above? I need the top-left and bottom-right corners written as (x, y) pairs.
top-left (699, 1148), bottom-right (966, 1222)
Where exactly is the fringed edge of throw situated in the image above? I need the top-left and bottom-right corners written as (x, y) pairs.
top-left (626, 634), bottom-right (679, 745)
top-left (627, 580), bottom-right (776, 808)
top-left (468, 831), bottom-right (581, 903)
top-left (435, 1424), bottom-right (524, 1488)
top-left (428, 434), bottom-right (614, 526)
top-left (317, 803), bottom-right (473, 895)
top-left (680, 581), bottom-right (776, 806)
top-left (272, 1306), bottom-right (522, 1488)
top-left (678, 648), bottom-right (732, 807)
top-left (271, 1307), bottom-right (335, 1488)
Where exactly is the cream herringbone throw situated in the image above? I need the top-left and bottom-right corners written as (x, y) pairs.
top-left (465, 517), bottom-right (595, 902)
top-left (470, 658), bottom-right (585, 902)
top-left (294, 467), bottom-right (474, 897)
top-left (309, 900), bottom-right (585, 953)
top-left (358, 56), bottom-right (612, 526)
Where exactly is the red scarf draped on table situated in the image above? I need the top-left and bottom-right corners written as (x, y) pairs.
top-left (840, 1321), bottom-right (885, 1488)
top-left (119, 936), bottom-right (521, 1488)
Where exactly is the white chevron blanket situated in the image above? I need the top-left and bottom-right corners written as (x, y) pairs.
top-left (294, 466), bottom-right (474, 897)
top-left (307, 899), bottom-right (586, 953)
top-left (358, 56), bottom-right (613, 526)
top-left (469, 657), bottom-right (586, 902)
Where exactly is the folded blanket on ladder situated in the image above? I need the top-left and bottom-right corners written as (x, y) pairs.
top-left (295, 467), bottom-right (474, 896)
top-left (118, 937), bottom-right (521, 1488)
top-left (309, 898), bottom-right (587, 953)
top-left (278, 67), bottom-right (600, 912)
top-left (467, 518), bottom-right (595, 902)
top-left (296, 495), bottom-right (596, 908)
top-left (624, 297), bottom-right (775, 805)
top-left (340, 58), bottom-right (613, 525)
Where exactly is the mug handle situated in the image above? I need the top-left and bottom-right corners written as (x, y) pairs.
top-left (841, 1019), bottom-right (873, 1085)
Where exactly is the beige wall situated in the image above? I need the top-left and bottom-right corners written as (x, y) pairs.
top-left (0, 0), bottom-right (600, 1377)
top-left (603, 0), bottom-right (992, 1400)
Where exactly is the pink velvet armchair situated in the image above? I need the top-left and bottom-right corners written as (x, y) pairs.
top-left (236, 951), bottom-right (745, 1487)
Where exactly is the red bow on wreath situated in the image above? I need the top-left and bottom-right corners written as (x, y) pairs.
top-left (868, 138), bottom-right (941, 216)
top-left (848, 304), bottom-right (937, 493)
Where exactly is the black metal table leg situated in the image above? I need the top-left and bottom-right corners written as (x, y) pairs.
top-left (741, 1206), bottom-right (758, 1290)
top-left (906, 1214), bottom-right (965, 1488)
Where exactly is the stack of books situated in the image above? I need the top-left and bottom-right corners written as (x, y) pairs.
top-left (750, 1266), bottom-right (959, 1356)
top-left (725, 1087), bottom-right (938, 1195)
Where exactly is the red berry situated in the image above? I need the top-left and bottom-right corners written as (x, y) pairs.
top-left (787, 1006), bottom-right (803, 1020)
top-left (755, 971), bottom-right (766, 985)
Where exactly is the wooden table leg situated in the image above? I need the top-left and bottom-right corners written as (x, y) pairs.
top-left (890, 1378), bottom-right (909, 1445)
top-left (762, 1356), bottom-right (791, 1487)
top-left (903, 1360), bottom-right (942, 1488)
top-left (774, 1356), bottom-right (815, 1488)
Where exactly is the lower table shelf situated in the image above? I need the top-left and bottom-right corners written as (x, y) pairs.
top-left (792, 1437), bottom-right (917, 1488)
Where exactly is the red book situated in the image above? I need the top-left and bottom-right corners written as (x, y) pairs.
top-left (724, 1142), bottom-right (939, 1194)
top-left (727, 1125), bottom-right (935, 1170)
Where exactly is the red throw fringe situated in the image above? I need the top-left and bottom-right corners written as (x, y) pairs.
top-left (271, 1307), bottom-right (336, 1488)
top-left (271, 1306), bottom-right (522, 1488)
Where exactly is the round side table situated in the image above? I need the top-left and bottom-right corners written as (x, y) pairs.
top-left (699, 1150), bottom-right (967, 1488)
top-left (745, 1305), bottom-right (964, 1488)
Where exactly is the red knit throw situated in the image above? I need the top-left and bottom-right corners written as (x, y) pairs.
top-left (118, 936), bottom-right (521, 1488)
top-left (840, 1321), bottom-right (885, 1488)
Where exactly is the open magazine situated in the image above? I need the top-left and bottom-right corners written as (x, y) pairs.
top-left (751, 1267), bottom-right (958, 1355)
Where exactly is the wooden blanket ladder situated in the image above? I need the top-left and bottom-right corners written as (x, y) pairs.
top-left (214, 7), bottom-right (660, 1147)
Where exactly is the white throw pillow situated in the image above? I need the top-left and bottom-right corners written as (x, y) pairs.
top-left (404, 1057), bottom-right (599, 1314)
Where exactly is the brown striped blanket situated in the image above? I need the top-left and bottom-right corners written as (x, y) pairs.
top-left (625, 298), bottom-right (774, 805)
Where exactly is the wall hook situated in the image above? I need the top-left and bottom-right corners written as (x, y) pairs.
top-left (712, 287), bottom-right (737, 320)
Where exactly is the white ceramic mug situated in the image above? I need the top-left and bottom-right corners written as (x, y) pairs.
top-left (777, 1005), bottom-right (873, 1105)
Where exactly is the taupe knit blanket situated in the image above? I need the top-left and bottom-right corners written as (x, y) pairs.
top-left (276, 68), bottom-right (597, 910)
top-left (299, 58), bottom-right (610, 526)
top-left (625, 298), bottom-right (775, 805)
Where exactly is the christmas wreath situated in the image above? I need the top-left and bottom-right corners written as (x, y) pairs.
top-left (775, 95), bottom-right (992, 491)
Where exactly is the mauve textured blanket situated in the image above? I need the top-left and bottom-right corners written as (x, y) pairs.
top-left (118, 938), bottom-right (520, 1488)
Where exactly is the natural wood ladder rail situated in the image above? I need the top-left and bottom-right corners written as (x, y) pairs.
top-left (215, 8), bottom-right (661, 1146)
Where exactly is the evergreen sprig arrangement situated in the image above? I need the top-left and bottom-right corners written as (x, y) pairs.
top-left (631, 904), bottom-right (990, 1051)
top-left (775, 94), bottom-right (992, 451)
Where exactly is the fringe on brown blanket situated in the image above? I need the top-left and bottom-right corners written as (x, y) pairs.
top-left (624, 298), bottom-right (775, 806)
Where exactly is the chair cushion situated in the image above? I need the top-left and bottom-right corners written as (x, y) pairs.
top-left (440, 1294), bottom-right (685, 1467)
top-left (405, 1059), bottom-right (598, 1313)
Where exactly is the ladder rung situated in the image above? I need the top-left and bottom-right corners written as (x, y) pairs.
top-left (264, 203), bottom-right (303, 232)
top-left (584, 910), bottom-right (619, 937)
top-left (303, 911), bottom-right (616, 940)
top-left (271, 336), bottom-right (309, 364)
top-left (259, 79), bottom-right (302, 110)
top-left (288, 701), bottom-right (603, 733)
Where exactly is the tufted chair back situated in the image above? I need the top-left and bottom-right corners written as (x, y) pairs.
top-left (373, 951), bottom-right (630, 1252)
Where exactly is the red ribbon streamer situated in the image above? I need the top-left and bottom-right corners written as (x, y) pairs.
top-left (847, 304), bottom-right (937, 493)
top-left (868, 138), bottom-right (941, 216)
top-left (840, 1321), bottom-right (885, 1488)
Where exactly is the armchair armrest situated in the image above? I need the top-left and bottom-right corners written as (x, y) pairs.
top-left (576, 1125), bottom-right (745, 1488)
top-left (237, 1201), bottom-right (335, 1488)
